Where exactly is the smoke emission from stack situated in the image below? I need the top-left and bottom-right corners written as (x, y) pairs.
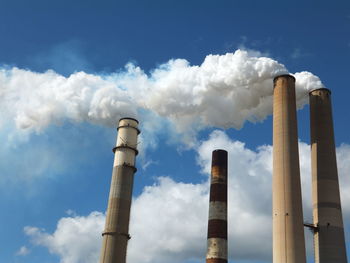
top-left (99, 118), bottom-right (140, 263)
top-left (0, 50), bottom-right (323, 142)
top-left (309, 89), bottom-right (348, 263)
top-left (272, 75), bottom-right (306, 263)
top-left (206, 149), bottom-right (228, 263)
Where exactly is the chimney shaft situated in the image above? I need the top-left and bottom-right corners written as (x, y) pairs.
top-left (309, 89), bottom-right (348, 263)
top-left (206, 150), bottom-right (228, 263)
top-left (272, 75), bottom-right (306, 263)
top-left (99, 118), bottom-right (140, 263)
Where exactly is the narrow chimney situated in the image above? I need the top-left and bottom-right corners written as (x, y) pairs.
top-left (309, 88), bottom-right (348, 263)
top-left (272, 75), bottom-right (306, 263)
top-left (206, 149), bottom-right (228, 263)
top-left (99, 117), bottom-right (140, 263)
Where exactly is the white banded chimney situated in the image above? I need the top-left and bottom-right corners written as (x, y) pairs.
top-left (99, 117), bottom-right (140, 263)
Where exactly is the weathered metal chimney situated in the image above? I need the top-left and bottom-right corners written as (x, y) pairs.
top-left (309, 88), bottom-right (348, 263)
top-left (272, 75), bottom-right (306, 263)
top-left (99, 117), bottom-right (140, 263)
top-left (206, 149), bottom-right (228, 263)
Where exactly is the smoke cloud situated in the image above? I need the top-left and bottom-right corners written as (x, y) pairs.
top-left (0, 49), bottom-right (324, 137)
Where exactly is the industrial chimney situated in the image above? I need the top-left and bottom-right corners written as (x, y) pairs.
top-left (206, 149), bottom-right (228, 263)
top-left (272, 75), bottom-right (306, 263)
top-left (99, 117), bottom-right (140, 263)
top-left (309, 88), bottom-right (348, 263)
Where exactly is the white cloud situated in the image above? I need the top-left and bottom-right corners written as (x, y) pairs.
top-left (24, 131), bottom-right (350, 263)
top-left (337, 144), bottom-right (350, 218)
top-left (196, 130), bottom-right (273, 260)
top-left (65, 209), bottom-right (78, 217)
top-left (0, 50), bottom-right (323, 145)
top-left (0, 69), bottom-right (136, 133)
top-left (141, 159), bottom-right (159, 170)
top-left (128, 177), bottom-right (208, 263)
top-left (24, 212), bottom-right (104, 263)
top-left (15, 246), bottom-right (30, 256)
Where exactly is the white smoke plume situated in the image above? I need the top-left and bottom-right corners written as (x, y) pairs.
top-left (0, 49), bottom-right (324, 136)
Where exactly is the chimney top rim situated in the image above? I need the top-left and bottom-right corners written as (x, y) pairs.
top-left (309, 88), bottom-right (331, 95)
top-left (119, 117), bottom-right (139, 124)
top-left (213, 149), bottom-right (228, 153)
top-left (273, 74), bottom-right (295, 83)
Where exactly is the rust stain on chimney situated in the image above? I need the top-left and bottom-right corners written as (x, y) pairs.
top-left (206, 149), bottom-right (228, 263)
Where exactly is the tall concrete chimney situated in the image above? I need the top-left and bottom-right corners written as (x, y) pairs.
top-left (272, 75), bottom-right (306, 263)
top-left (309, 88), bottom-right (347, 263)
top-left (206, 149), bottom-right (228, 263)
top-left (99, 117), bottom-right (140, 263)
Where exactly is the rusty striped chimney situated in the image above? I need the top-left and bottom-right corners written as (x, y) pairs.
top-left (272, 75), bottom-right (306, 263)
top-left (206, 149), bottom-right (228, 263)
top-left (99, 117), bottom-right (140, 263)
top-left (309, 88), bottom-right (348, 263)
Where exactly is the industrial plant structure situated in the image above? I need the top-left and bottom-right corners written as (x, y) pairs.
top-left (271, 75), bottom-right (347, 263)
top-left (206, 150), bottom-right (228, 263)
top-left (98, 75), bottom-right (348, 263)
top-left (272, 75), bottom-right (307, 263)
top-left (99, 117), bottom-right (140, 263)
top-left (309, 88), bottom-right (347, 262)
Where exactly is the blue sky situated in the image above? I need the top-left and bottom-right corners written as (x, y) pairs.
top-left (1, 1), bottom-right (350, 263)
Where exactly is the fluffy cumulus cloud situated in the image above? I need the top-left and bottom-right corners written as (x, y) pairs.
top-left (24, 212), bottom-right (105, 263)
top-left (337, 144), bottom-right (350, 219)
top-left (176, 130), bottom-right (274, 261)
top-left (0, 50), bottom-right (323, 141)
top-left (24, 131), bottom-right (350, 263)
top-left (128, 177), bottom-right (208, 262)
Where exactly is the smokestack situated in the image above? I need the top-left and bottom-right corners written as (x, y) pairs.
top-left (272, 75), bottom-right (306, 263)
top-left (309, 88), bottom-right (348, 263)
top-left (99, 117), bottom-right (140, 263)
top-left (206, 149), bottom-right (228, 263)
